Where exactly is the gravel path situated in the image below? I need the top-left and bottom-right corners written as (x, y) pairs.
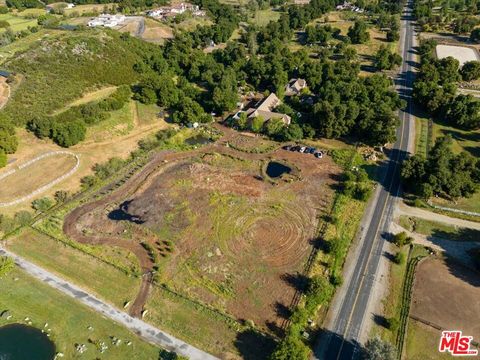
top-left (398, 202), bottom-right (480, 230)
top-left (0, 246), bottom-right (218, 360)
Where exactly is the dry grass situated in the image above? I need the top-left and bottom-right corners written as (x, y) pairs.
top-left (0, 152), bottom-right (77, 202)
top-left (142, 18), bottom-right (174, 43)
top-left (7, 228), bottom-right (141, 308)
top-left (64, 3), bottom-right (115, 15)
top-left (0, 113), bottom-right (168, 215)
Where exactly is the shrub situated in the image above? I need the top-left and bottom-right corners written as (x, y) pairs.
top-left (393, 231), bottom-right (412, 247)
top-left (32, 197), bottom-right (54, 212)
top-left (386, 317), bottom-right (399, 332)
top-left (13, 211), bottom-right (32, 226)
top-left (394, 251), bottom-right (406, 265)
top-left (363, 337), bottom-right (397, 360)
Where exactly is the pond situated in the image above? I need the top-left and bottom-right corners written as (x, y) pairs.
top-left (266, 161), bottom-right (291, 178)
top-left (0, 323), bottom-right (56, 360)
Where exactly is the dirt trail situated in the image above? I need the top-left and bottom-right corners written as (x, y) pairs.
top-left (62, 127), bottom-right (335, 321)
top-left (398, 202), bottom-right (480, 230)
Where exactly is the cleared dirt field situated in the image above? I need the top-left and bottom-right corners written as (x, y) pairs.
top-left (436, 44), bottom-right (480, 67)
top-left (410, 258), bottom-right (480, 344)
top-left (142, 18), bottom-right (174, 43)
top-left (0, 77), bottom-right (10, 109)
top-left (0, 152), bottom-right (77, 203)
top-left (63, 137), bottom-right (340, 335)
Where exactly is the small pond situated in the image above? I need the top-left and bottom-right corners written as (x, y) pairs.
top-left (266, 161), bottom-right (292, 178)
top-left (0, 323), bottom-right (56, 360)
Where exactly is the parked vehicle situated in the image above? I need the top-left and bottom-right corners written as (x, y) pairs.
top-left (299, 146), bottom-right (306, 153)
top-left (283, 145), bottom-right (292, 151)
top-left (291, 146), bottom-right (300, 151)
top-left (309, 148), bottom-right (316, 154)
top-left (314, 152), bottom-right (323, 159)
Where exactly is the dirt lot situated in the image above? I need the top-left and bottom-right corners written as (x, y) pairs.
top-left (63, 135), bottom-right (340, 332)
top-left (436, 44), bottom-right (480, 66)
top-left (410, 257), bottom-right (480, 342)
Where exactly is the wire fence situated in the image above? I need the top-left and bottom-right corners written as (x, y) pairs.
top-left (0, 151), bottom-right (80, 208)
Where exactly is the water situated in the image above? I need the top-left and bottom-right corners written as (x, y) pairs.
top-left (266, 161), bottom-right (291, 178)
top-left (0, 324), bottom-right (55, 360)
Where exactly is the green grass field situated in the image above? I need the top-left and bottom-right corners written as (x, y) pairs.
top-left (136, 102), bottom-right (162, 126)
top-left (86, 100), bottom-right (135, 141)
top-left (251, 9), bottom-right (281, 26)
top-left (415, 116), bottom-right (429, 157)
top-left (405, 319), bottom-right (452, 360)
top-left (398, 216), bottom-right (480, 241)
top-left (432, 120), bottom-right (480, 158)
top-left (7, 228), bottom-right (141, 308)
top-left (145, 286), bottom-right (241, 356)
top-left (0, 266), bottom-right (159, 359)
top-left (0, 14), bottom-right (38, 33)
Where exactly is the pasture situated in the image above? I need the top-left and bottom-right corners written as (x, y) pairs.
top-left (0, 267), bottom-right (159, 359)
top-left (0, 14), bottom-right (38, 33)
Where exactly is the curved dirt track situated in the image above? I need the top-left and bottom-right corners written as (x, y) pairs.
top-left (63, 127), bottom-right (339, 323)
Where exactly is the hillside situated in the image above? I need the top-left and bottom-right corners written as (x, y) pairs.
top-left (3, 30), bottom-right (144, 125)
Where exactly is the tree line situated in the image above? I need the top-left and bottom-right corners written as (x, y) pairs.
top-left (413, 39), bottom-right (480, 130)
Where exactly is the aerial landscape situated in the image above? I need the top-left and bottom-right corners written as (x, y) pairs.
top-left (0, 0), bottom-right (479, 357)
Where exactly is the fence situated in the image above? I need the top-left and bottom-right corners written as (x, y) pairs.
top-left (0, 151), bottom-right (80, 208)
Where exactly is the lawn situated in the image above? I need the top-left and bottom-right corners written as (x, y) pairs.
top-left (0, 14), bottom-right (38, 33)
top-left (56, 86), bottom-right (118, 113)
top-left (251, 9), bottom-right (281, 27)
top-left (432, 119), bottom-right (480, 158)
top-left (7, 228), bottom-right (141, 308)
top-left (398, 215), bottom-right (480, 241)
top-left (0, 266), bottom-right (160, 359)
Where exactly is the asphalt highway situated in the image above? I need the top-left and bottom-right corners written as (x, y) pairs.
top-left (313, 2), bottom-right (416, 359)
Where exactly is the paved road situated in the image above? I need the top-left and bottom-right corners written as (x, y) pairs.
top-left (0, 246), bottom-right (218, 360)
top-left (314, 2), bottom-right (417, 359)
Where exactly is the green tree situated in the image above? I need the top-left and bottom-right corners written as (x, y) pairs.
top-left (393, 231), bottom-right (412, 247)
top-left (269, 335), bottom-right (309, 360)
top-left (0, 149), bottom-right (6, 168)
top-left (364, 337), bottom-right (397, 360)
top-left (471, 27), bottom-right (480, 42)
top-left (51, 121), bottom-right (86, 147)
top-left (251, 116), bottom-right (264, 133)
top-left (31, 197), bottom-right (54, 213)
top-left (394, 251), bottom-right (406, 264)
top-left (236, 112), bottom-right (248, 130)
top-left (265, 118), bottom-right (285, 138)
top-left (13, 210), bottom-right (32, 226)
top-left (460, 61), bottom-right (480, 81)
top-left (348, 20), bottom-right (370, 44)
top-left (386, 317), bottom-right (400, 332)
top-left (278, 123), bottom-right (303, 141)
